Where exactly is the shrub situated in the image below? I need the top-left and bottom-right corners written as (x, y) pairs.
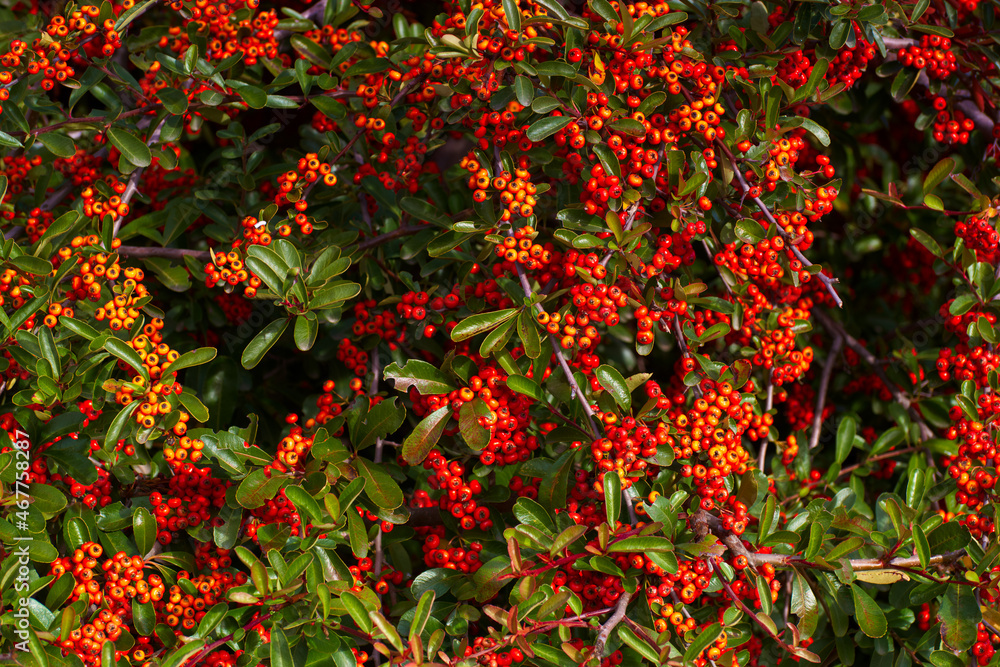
top-left (0, 1), bottom-right (998, 666)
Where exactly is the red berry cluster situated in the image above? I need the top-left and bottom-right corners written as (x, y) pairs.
top-left (955, 211), bottom-right (999, 260)
top-left (897, 36), bottom-right (957, 80)
top-left (150, 463), bottom-right (229, 546)
top-left (419, 450), bottom-right (492, 530)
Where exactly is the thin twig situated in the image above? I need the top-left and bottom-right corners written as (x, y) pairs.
top-left (117, 246), bottom-right (212, 261)
top-left (713, 138), bottom-right (844, 308)
top-left (355, 225), bottom-right (426, 251)
top-left (758, 374), bottom-right (774, 469)
top-left (114, 117), bottom-right (167, 237)
top-left (708, 558), bottom-right (806, 660)
top-left (812, 309), bottom-right (933, 441)
top-left (516, 263), bottom-right (601, 438)
top-left (809, 335), bottom-right (842, 450)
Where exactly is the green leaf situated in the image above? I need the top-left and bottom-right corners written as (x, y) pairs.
top-left (133, 507), bottom-right (156, 555)
top-left (782, 116), bottom-right (830, 146)
top-left (294, 314), bottom-right (319, 351)
top-left (791, 572), bottom-right (818, 636)
top-left (835, 416), bottom-right (856, 464)
top-left (517, 309), bottom-right (542, 359)
top-left (341, 591), bottom-right (373, 633)
top-left (0, 130), bottom-right (23, 148)
top-left (11, 254), bottom-right (53, 275)
top-left (104, 402), bottom-right (139, 450)
top-left (592, 143), bottom-right (622, 180)
top-left (617, 625), bottom-right (660, 662)
top-left (595, 365), bottom-right (630, 411)
top-left (36, 132), bottom-right (77, 158)
top-left (506, 375), bottom-right (542, 401)
top-left (910, 227), bottom-right (944, 258)
top-left (410, 590), bottom-right (436, 640)
top-left (371, 611), bottom-right (406, 652)
top-left (291, 34), bottom-right (332, 68)
top-left (850, 584), bottom-right (887, 638)
top-left (912, 523), bottom-right (930, 569)
top-left (938, 584), bottom-right (981, 650)
top-left (399, 197), bottom-right (451, 226)
top-left (104, 337), bottom-right (149, 383)
top-left (502, 0), bottom-right (521, 32)
top-left (384, 359), bottom-right (456, 394)
top-left (534, 61), bottom-right (577, 78)
top-left (683, 623), bottom-right (722, 665)
top-left (890, 67), bottom-right (920, 102)
top-left (106, 126), bottom-right (152, 167)
top-left (402, 405), bottom-right (451, 464)
top-left (603, 472), bottom-right (621, 525)
top-left (236, 469), bottom-right (285, 509)
top-left (525, 116), bottom-right (573, 142)
top-left (160, 640), bottom-right (205, 667)
top-left (271, 626), bottom-right (294, 667)
top-left (458, 398), bottom-right (491, 451)
top-left (241, 318), bottom-right (289, 369)
top-left (354, 457), bottom-right (404, 509)
top-left (178, 391), bottom-right (210, 423)
top-left (37, 326), bottom-right (60, 377)
top-left (347, 509), bottom-right (368, 558)
top-left (310, 281), bottom-right (361, 309)
top-left (36, 210), bottom-right (82, 251)
top-left (132, 600), bottom-right (156, 637)
top-left (549, 524), bottom-right (588, 556)
top-left (923, 157), bottom-right (957, 194)
top-left (608, 118), bottom-right (646, 136)
top-left (155, 87), bottom-right (190, 115)
top-left (512, 75), bottom-right (533, 107)
top-left (609, 536), bottom-right (674, 552)
top-left (196, 602), bottom-right (227, 638)
top-left (906, 466), bottom-right (926, 508)
top-left (284, 486), bottom-right (323, 523)
top-left (165, 347), bottom-right (216, 375)
top-left (735, 218), bottom-right (766, 243)
top-left (353, 397), bottom-right (405, 451)
top-left (451, 308), bottom-right (518, 341)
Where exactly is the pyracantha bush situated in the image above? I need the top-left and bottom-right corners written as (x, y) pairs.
top-left (0, 1), bottom-right (998, 667)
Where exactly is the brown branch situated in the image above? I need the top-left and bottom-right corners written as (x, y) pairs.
top-left (594, 590), bottom-right (632, 658)
top-left (848, 549), bottom-right (966, 572)
top-left (117, 246), bottom-right (212, 262)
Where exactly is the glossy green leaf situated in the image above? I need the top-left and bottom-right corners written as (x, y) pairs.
top-left (241, 318), bottom-right (289, 369)
top-left (106, 126), bottom-right (152, 167)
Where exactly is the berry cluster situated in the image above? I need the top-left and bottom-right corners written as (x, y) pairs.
top-left (897, 36), bottom-right (957, 80)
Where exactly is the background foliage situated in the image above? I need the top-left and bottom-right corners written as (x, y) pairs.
top-left (0, 0), bottom-right (998, 666)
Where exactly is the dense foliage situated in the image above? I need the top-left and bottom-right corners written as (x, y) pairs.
top-left (0, 0), bottom-right (999, 666)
